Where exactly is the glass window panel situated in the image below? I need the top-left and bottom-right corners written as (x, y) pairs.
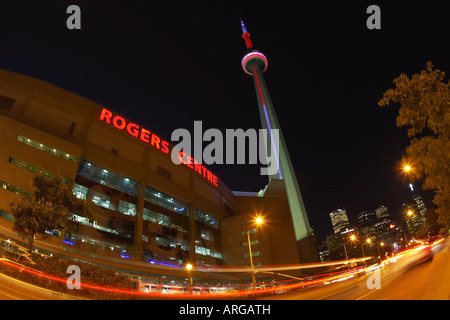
top-left (17, 135), bottom-right (78, 163)
top-left (0, 180), bottom-right (31, 196)
top-left (194, 208), bottom-right (220, 229)
top-left (77, 159), bottom-right (139, 197)
top-left (119, 200), bottom-right (136, 216)
top-left (144, 186), bottom-right (188, 216)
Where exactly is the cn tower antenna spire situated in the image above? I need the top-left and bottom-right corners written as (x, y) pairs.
top-left (240, 17), bottom-right (253, 49)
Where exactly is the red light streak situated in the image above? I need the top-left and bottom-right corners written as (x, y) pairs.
top-left (4, 238), bottom-right (444, 298)
top-left (0, 258), bottom-right (367, 298)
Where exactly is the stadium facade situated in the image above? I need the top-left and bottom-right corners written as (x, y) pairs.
top-left (0, 69), bottom-right (316, 279)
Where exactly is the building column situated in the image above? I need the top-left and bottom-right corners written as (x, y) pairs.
top-left (188, 203), bottom-right (196, 264)
top-left (134, 180), bottom-right (145, 261)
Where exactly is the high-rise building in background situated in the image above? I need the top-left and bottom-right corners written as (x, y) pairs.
top-left (401, 183), bottom-right (434, 240)
top-left (357, 210), bottom-right (377, 237)
top-left (403, 188), bottom-right (428, 239)
top-left (403, 202), bottom-right (426, 238)
top-left (330, 209), bottom-right (350, 234)
top-left (375, 205), bottom-right (389, 220)
top-left (374, 205), bottom-right (391, 233)
top-left (412, 194), bottom-right (426, 219)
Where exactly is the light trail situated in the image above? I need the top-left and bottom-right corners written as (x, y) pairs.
top-left (0, 257), bottom-right (367, 298)
top-left (196, 256), bottom-right (373, 273)
top-left (2, 239), bottom-right (443, 298)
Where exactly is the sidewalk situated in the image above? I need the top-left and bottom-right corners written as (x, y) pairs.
top-left (434, 238), bottom-right (450, 300)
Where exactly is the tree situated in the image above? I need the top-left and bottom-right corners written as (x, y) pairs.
top-left (378, 62), bottom-right (450, 235)
top-left (9, 173), bottom-right (94, 254)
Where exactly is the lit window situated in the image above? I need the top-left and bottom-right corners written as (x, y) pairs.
top-left (8, 157), bottom-right (70, 183)
top-left (119, 200), bottom-right (136, 216)
top-left (144, 186), bottom-right (188, 217)
top-left (76, 160), bottom-right (139, 196)
top-left (195, 208), bottom-right (220, 229)
top-left (17, 135), bottom-right (78, 163)
top-left (0, 180), bottom-right (31, 196)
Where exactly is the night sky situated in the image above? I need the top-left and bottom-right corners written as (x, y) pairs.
top-left (1, 1), bottom-right (448, 243)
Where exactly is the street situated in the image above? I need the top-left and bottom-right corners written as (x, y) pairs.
top-left (264, 238), bottom-right (450, 300)
top-left (0, 272), bottom-right (66, 300)
top-left (0, 238), bottom-right (448, 300)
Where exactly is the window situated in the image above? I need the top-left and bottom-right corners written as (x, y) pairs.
top-left (90, 190), bottom-right (111, 209)
top-left (143, 208), bottom-right (169, 226)
top-left (242, 228), bottom-right (257, 235)
top-left (119, 200), bottom-right (136, 216)
top-left (9, 157), bottom-right (70, 183)
top-left (17, 135), bottom-right (78, 163)
top-left (244, 251), bottom-right (262, 258)
top-left (144, 186), bottom-right (188, 217)
top-left (0, 209), bottom-right (14, 222)
top-left (0, 181), bottom-right (31, 196)
top-left (195, 208), bottom-right (220, 229)
top-left (71, 213), bottom-right (118, 235)
top-left (195, 246), bottom-right (222, 259)
top-left (242, 239), bottom-right (261, 247)
top-left (200, 229), bottom-right (211, 241)
top-left (77, 160), bottom-right (139, 196)
top-left (73, 183), bottom-right (89, 200)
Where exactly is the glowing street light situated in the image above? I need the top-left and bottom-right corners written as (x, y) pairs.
top-left (401, 160), bottom-right (414, 176)
top-left (349, 234), bottom-right (365, 258)
top-left (366, 237), bottom-right (384, 260)
top-left (186, 263), bottom-right (193, 292)
top-left (247, 215), bottom-right (264, 290)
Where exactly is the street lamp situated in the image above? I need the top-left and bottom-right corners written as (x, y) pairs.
top-left (343, 241), bottom-right (348, 261)
top-left (247, 216), bottom-right (263, 290)
top-left (186, 263), bottom-right (193, 293)
top-left (403, 164), bottom-right (412, 173)
top-left (367, 238), bottom-right (384, 260)
top-left (349, 234), bottom-right (365, 258)
top-left (401, 160), bottom-right (415, 177)
top-left (402, 162), bottom-right (415, 184)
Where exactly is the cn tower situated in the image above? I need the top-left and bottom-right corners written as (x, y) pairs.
top-left (240, 18), bottom-right (317, 263)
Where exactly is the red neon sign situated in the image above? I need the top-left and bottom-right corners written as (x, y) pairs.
top-left (99, 107), bottom-right (218, 187)
top-left (178, 151), bottom-right (218, 187)
top-left (99, 108), bottom-right (170, 153)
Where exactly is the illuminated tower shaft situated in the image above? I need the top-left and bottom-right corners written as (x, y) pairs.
top-left (240, 19), bottom-right (317, 262)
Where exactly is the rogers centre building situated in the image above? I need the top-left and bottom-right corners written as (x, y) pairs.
top-left (0, 69), bottom-right (312, 281)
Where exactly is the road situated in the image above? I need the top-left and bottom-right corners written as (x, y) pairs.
top-left (0, 272), bottom-right (69, 300)
top-left (0, 238), bottom-right (448, 300)
top-left (265, 238), bottom-right (450, 300)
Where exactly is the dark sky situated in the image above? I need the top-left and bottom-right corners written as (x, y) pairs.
top-left (0, 1), bottom-right (448, 243)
